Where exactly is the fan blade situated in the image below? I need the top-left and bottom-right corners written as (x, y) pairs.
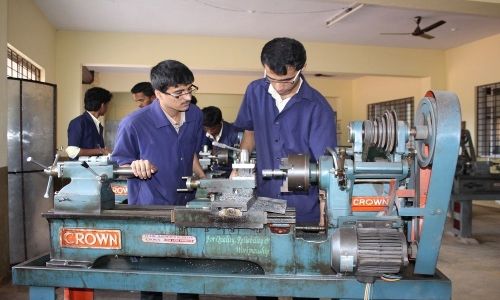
top-left (419, 33), bottom-right (435, 39)
top-left (421, 20), bottom-right (446, 33)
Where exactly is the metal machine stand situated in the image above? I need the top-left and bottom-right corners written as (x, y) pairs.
top-left (13, 91), bottom-right (460, 300)
top-left (450, 126), bottom-right (500, 239)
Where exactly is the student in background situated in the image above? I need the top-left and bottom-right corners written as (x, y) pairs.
top-left (202, 106), bottom-right (241, 148)
top-left (66, 87), bottom-right (112, 159)
top-left (131, 81), bottom-right (156, 108)
top-left (201, 106), bottom-right (242, 178)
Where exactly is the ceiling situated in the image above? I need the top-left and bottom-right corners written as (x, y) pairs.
top-left (34, 0), bottom-right (500, 50)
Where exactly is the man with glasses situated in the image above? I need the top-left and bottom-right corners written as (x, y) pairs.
top-left (234, 37), bottom-right (337, 227)
top-left (112, 60), bottom-right (204, 300)
top-left (112, 59), bottom-right (205, 206)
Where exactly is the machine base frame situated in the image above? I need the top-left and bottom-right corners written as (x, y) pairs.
top-left (13, 254), bottom-right (451, 300)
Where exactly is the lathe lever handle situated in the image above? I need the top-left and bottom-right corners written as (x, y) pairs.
top-left (27, 154), bottom-right (59, 199)
top-left (26, 157), bottom-right (48, 169)
top-left (81, 161), bottom-right (101, 178)
top-left (212, 141), bottom-right (241, 152)
top-left (44, 176), bottom-right (53, 199)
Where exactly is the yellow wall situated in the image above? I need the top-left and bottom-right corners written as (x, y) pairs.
top-left (445, 33), bottom-right (500, 147)
top-left (7, 0), bottom-right (56, 82)
top-left (3, 0), bottom-right (56, 278)
top-left (6, 0), bottom-right (497, 157)
top-left (352, 76), bottom-right (430, 120)
top-left (99, 71), bottom-right (352, 141)
top-left (106, 92), bottom-right (137, 122)
top-left (308, 77), bottom-right (353, 144)
top-left (56, 30), bottom-right (447, 147)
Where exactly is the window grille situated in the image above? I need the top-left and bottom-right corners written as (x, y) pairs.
top-left (367, 97), bottom-right (414, 126)
top-left (476, 82), bottom-right (500, 157)
top-left (7, 46), bottom-right (41, 81)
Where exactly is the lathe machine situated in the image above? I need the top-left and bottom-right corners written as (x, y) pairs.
top-left (13, 91), bottom-right (460, 300)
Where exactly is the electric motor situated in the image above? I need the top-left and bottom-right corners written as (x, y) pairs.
top-left (331, 226), bottom-right (408, 277)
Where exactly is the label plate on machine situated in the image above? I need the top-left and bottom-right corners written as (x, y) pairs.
top-left (142, 234), bottom-right (197, 245)
top-left (60, 228), bottom-right (122, 249)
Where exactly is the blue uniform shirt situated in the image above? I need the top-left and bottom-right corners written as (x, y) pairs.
top-left (202, 121), bottom-right (242, 149)
top-left (202, 121), bottom-right (242, 177)
top-left (112, 100), bottom-right (204, 206)
top-left (67, 112), bottom-right (105, 149)
top-left (234, 78), bottom-right (337, 224)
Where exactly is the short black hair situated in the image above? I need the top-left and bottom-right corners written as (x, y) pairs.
top-left (150, 60), bottom-right (194, 93)
top-left (131, 82), bottom-right (154, 97)
top-left (191, 95), bottom-right (198, 105)
top-left (84, 87), bottom-right (112, 111)
top-left (202, 106), bottom-right (222, 127)
top-left (261, 37), bottom-right (306, 75)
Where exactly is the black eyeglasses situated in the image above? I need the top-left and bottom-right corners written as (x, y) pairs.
top-left (163, 85), bottom-right (198, 99)
top-left (264, 70), bottom-right (302, 85)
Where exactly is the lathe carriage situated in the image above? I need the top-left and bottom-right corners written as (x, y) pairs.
top-left (13, 91), bottom-right (460, 300)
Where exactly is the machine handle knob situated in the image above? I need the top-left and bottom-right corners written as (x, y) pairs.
top-left (44, 176), bottom-right (53, 199)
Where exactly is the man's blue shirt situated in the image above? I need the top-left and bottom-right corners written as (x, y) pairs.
top-left (234, 78), bottom-right (337, 224)
top-left (67, 112), bottom-right (104, 149)
top-left (202, 121), bottom-right (242, 148)
top-left (112, 100), bottom-right (204, 205)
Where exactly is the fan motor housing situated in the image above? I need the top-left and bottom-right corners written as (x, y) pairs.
top-left (331, 223), bottom-right (409, 277)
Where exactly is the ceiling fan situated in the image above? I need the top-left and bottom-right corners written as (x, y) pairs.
top-left (380, 16), bottom-right (446, 39)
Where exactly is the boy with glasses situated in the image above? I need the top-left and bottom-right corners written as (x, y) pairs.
top-left (112, 59), bottom-right (205, 207)
top-left (234, 37), bottom-right (337, 227)
top-left (112, 60), bottom-right (204, 300)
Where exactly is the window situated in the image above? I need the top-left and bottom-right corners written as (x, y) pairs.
top-left (477, 82), bottom-right (500, 157)
top-left (367, 97), bottom-right (414, 125)
top-left (7, 45), bottom-right (42, 81)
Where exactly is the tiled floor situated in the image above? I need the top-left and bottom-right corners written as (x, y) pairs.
top-left (2, 204), bottom-right (499, 299)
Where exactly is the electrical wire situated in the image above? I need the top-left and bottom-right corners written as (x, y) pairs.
top-left (381, 273), bottom-right (403, 282)
top-left (364, 282), bottom-right (373, 300)
top-left (194, 0), bottom-right (343, 15)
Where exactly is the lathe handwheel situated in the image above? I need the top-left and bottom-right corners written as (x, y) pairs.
top-left (415, 96), bottom-right (437, 167)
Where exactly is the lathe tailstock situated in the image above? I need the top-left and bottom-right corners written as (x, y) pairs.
top-left (13, 91), bottom-right (459, 299)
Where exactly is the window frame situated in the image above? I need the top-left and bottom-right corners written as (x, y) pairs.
top-left (7, 44), bottom-right (43, 81)
top-left (367, 97), bottom-right (414, 126)
top-left (476, 82), bottom-right (500, 158)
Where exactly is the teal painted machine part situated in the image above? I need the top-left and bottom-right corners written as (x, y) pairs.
top-left (14, 254), bottom-right (451, 300)
top-left (12, 91), bottom-right (460, 300)
top-left (44, 212), bottom-right (333, 274)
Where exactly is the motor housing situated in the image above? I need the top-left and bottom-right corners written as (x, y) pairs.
top-left (331, 225), bottom-right (408, 277)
